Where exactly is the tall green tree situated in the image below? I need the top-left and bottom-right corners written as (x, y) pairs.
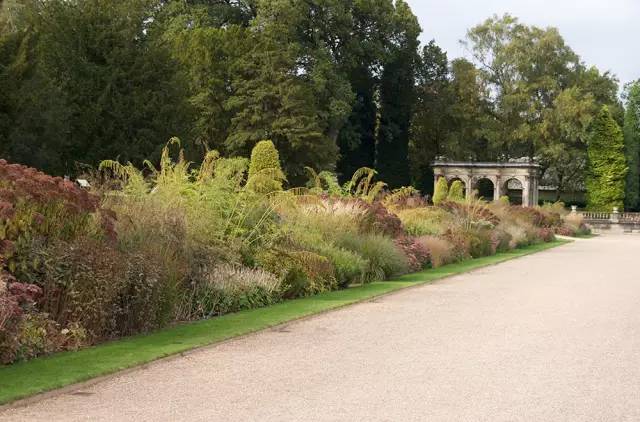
top-left (409, 40), bottom-right (451, 194)
top-left (462, 14), bottom-right (621, 195)
top-left (586, 106), bottom-right (627, 211)
top-left (1, 0), bottom-right (191, 175)
top-left (375, 0), bottom-right (420, 188)
top-left (224, 0), bottom-right (352, 184)
top-left (624, 81), bottom-right (640, 210)
top-left (335, 0), bottom-right (397, 182)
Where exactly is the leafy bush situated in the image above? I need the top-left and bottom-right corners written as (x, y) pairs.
top-left (315, 244), bottom-right (367, 288)
top-left (395, 236), bottom-right (430, 271)
top-left (360, 201), bottom-right (404, 237)
top-left (433, 177), bottom-right (448, 205)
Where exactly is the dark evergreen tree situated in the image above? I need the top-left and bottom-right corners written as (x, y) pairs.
top-left (0, 0), bottom-right (191, 175)
top-left (375, 0), bottom-right (420, 189)
top-left (409, 40), bottom-right (451, 194)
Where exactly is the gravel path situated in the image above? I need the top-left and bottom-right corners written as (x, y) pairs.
top-left (3, 235), bottom-right (640, 421)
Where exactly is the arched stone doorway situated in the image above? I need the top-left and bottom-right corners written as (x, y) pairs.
top-left (474, 178), bottom-right (494, 201)
top-left (503, 178), bottom-right (524, 205)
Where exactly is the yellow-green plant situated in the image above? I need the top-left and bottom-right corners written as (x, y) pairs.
top-left (433, 177), bottom-right (448, 205)
top-left (346, 167), bottom-right (387, 203)
top-left (447, 180), bottom-right (465, 202)
top-left (246, 140), bottom-right (286, 194)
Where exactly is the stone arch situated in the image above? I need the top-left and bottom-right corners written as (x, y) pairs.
top-left (474, 177), bottom-right (495, 201)
top-left (431, 160), bottom-right (540, 207)
top-left (503, 177), bottom-right (524, 205)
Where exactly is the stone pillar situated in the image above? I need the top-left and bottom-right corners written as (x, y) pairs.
top-left (522, 176), bottom-right (530, 207)
top-left (493, 176), bottom-right (502, 202)
top-left (611, 207), bottom-right (620, 223)
top-left (465, 177), bottom-right (474, 199)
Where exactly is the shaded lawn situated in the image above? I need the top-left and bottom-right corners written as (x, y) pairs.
top-left (0, 239), bottom-right (569, 405)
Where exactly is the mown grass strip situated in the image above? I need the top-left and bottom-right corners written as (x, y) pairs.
top-left (0, 239), bottom-right (569, 405)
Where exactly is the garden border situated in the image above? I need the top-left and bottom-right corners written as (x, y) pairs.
top-left (0, 240), bottom-right (570, 407)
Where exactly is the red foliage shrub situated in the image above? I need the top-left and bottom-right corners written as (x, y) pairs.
top-left (555, 226), bottom-right (572, 236)
top-left (0, 160), bottom-right (116, 255)
top-left (361, 201), bottom-right (405, 237)
top-left (0, 159), bottom-right (98, 214)
top-left (394, 236), bottom-right (430, 271)
top-left (510, 206), bottom-right (561, 228)
top-left (537, 228), bottom-right (555, 242)
top-left (0, 273), bottom-right (43, 363)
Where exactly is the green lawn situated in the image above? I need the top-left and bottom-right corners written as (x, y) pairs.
top-left (0, 239), bottom-right (569, 405)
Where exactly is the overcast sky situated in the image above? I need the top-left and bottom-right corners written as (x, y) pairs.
top-left (405, 0), bottom-right (639, 87)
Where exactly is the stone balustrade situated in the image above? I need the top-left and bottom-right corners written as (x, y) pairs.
top-left (574, 206), bottom-right (640, 233)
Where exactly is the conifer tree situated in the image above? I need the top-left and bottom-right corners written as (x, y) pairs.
top-left (624, 82), bottom-right (640, 210)
top-left (586, 106), bottom-right (627, 211)
top-left (447, 180), bottom-right (465, 202)
top-left (247, 140), bottom-right (285, 193)
top-left (432, 177), bottom-right (449, 205)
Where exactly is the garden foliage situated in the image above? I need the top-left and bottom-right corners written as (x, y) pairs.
top-left (0, 144), bottom-right (581, 365)
top-left (447, 180), bottom-right (465, 202)
top-left (432, 177), bottom-right (448, 205)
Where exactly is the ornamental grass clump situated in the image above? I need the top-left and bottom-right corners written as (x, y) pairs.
top-left (179, 264), bottom-right (281, 320)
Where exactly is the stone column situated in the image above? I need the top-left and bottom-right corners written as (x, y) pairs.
top-left (493, 176), bottom-right (502, 202)
top-left (611, 207), bottom-right (620, 223)
top-left (532, 173), bottom-right (539, 206)
top-left (465, 177), bottom-right (474, 199)
top-left (522, 176), bottom-right (530, 207)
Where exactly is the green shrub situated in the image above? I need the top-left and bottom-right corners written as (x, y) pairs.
top-left (246, 140), bottom-right (286, 194)
top-left (316, 244), bottom-right (367, 288)
top-left (433, 177), bottom-right (449, 205)
top-left (447, 180), bottom-right (465, 202)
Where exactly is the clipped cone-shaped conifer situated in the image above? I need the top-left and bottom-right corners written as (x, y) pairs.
top-left (447, 180), bottom-right (465, 202)
top-left (432, 177), bottom-right (449, 205)
top-left (247, 140), bottom-right (285, 193)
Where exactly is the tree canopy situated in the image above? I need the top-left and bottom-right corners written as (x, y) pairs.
top-left (0, 4), bottom-right (630, 202)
